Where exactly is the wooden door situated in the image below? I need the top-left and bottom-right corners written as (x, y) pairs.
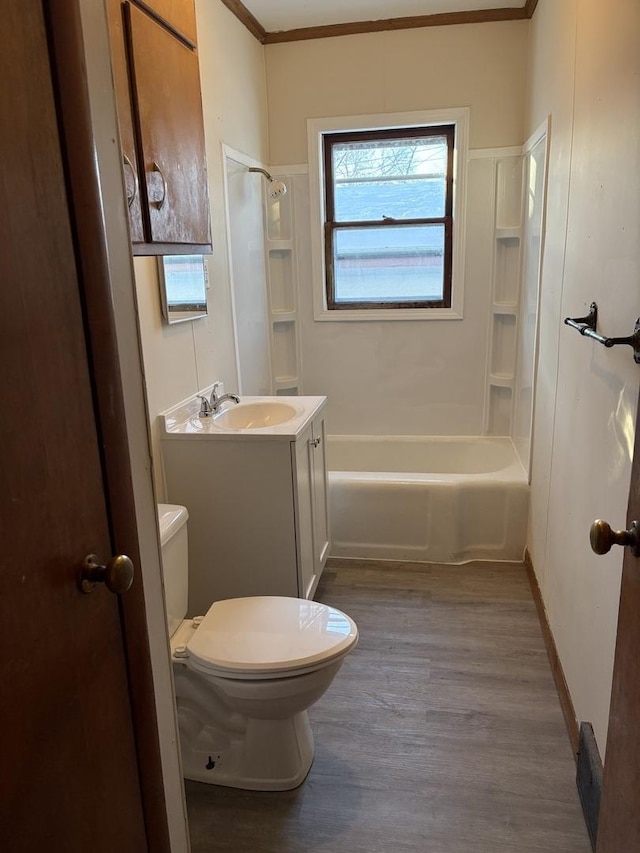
top-left (0, 3), bottom-right (148, 850)
top-left (126, 2), bottom-right (211, 248)
top-left (596, 387), bottom-right (640, 851)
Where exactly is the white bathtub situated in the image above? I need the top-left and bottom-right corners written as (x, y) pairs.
top-left (327, 435), bottom-right (528, 563)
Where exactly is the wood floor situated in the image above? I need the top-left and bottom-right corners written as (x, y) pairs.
top-left (185, 561), bottom-right (592, 852)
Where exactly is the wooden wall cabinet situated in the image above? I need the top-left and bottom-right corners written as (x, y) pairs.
top-left (108, 0), bottom-right (211, 255)
top-left (132, 0), bottom-right (198, 44)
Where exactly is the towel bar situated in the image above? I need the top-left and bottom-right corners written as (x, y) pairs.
top-left (564, 302), bottom-right (640, 364)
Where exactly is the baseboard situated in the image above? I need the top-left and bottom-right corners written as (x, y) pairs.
top-left (576, 722), bottom-right (603, 851)
top-left (326, 555), bottom-right (429, 570)
top-left (524, 549), bottom-right (580, 756)
top-left (326, 555), bottom-right (524, 569)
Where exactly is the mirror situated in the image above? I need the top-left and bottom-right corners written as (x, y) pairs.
top-left (158, 254), bottom-right (208, 324)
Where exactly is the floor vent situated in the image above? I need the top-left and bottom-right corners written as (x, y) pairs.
top-left (576, 721), bottom-right (603, 851)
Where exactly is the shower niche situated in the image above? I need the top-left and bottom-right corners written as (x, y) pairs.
top-left (265, 177), bottom-right (302, 395)
top-left (485, 154), bottom-right (523, 438)
top-left (484, 122), bottom-right (549, 479)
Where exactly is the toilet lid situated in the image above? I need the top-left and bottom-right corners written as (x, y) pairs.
top-left (186, 596), bottom-right (358, 676)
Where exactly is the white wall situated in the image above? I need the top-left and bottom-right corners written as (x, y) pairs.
top-left (266, 23), bottom-right (530, 165)
top-left (265, 23), bottom-right (529, 436)
top-left (134, 0), bottom-right (270, 497)
top-left (526, 0), bottom-right (640, 753)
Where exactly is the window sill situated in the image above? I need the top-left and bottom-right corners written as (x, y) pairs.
top-left (313, 305), bottom-right (463, 321)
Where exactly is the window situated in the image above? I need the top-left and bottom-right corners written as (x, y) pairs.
top-left (323, 125), bottom-right (454, 311)
top-left (308, 109), bottom-right (468, 321)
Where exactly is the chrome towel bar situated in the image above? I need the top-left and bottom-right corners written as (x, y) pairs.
top-left (564, 302), bottom-right (640, 364)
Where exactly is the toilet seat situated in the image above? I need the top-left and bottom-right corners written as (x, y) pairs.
top-left (174, 596), bottom-right (358, 681)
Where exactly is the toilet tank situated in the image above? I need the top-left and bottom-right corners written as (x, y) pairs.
top-left (158, 503), bottom-right (189, 637)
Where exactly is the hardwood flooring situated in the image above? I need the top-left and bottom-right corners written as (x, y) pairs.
top-left (186, 561), bottom-right (591, 852)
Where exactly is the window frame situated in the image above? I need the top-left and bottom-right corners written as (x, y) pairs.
top-left (323, 124), bottom-right (455, 311)
top-left (308, 108), bottom-right (469, 322)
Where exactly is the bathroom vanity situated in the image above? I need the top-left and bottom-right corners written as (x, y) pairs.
top-left (160, 394), bottom-right (329, 614)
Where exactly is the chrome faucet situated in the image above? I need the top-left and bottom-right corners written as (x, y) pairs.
top-left (209, 382), bottom-right (240, 414)
top-left (196, 384), bottom-right (240, 417)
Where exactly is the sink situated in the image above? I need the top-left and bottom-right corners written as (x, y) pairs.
top-left (160, 393), bottom-right (325, 440)
top-left (213, 401), bottom-right (298, 430)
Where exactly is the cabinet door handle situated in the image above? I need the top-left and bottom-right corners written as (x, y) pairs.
top-left (150, 160), bottom-right (167, 209)
top-left (123, 153), bottom-right (139, 208)
top-left (310, 437), bottom-right (321, 448)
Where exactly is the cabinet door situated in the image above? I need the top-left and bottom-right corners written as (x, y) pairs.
top-left (134, 0), bottom-right (198, 44)
top-left (126, 3), bottom-right (211, 248)
top-left (108, 0), bottom-right (145, 242)
top-left (293, 428), bottom-right (316, 599)
top-left (310, 414), bottom-right (331, 577)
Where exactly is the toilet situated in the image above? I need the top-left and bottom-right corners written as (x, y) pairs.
top-left (158, 503), bottom-right (358, 791)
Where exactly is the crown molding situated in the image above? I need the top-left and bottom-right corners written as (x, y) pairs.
top-left (221, 2), bottom-right (539, 45)
top-left (264, 8), bottom-right (529, 44)
top-left (218, 0), bottom-right (266, 42)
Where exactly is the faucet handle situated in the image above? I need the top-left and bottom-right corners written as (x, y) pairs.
top-left (196, 395), bottom-right (213, 417)
top-left (209, 382), bottom-right (222, 403)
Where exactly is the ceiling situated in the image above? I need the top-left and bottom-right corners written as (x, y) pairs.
top-left (241, 0), bottom-right (528, 34)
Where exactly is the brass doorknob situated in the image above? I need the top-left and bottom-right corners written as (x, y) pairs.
top-left (589, 519), bottom-right (640, 558)
top-left (79, 553), bottom-right (135, 594)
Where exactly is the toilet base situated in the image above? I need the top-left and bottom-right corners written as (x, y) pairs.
top-left (180, 711), bottom-right (315, 791)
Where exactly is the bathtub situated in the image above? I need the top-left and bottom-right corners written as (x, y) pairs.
top-left (327, 435), bottom-right (528, 563)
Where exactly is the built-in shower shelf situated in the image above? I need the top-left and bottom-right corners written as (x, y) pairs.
top-left (274, 374), bottom-right (298, 387)
top-left (272, 311), bottom-right (297, 323)
top-left (492, 302), bottom-right (518, 314)
top-left (495, 227), bottom-right (521, 240)
top-left (489, 373), bottom-right (514, 387)
top-left (268, 239), bottom-right (293, 251)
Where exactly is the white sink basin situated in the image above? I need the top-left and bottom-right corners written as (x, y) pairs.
top-left (213, 401), bottom-right (298, 430)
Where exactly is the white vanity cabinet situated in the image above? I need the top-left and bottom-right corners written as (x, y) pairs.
top-left (160, 395), bottom-right (330, 615)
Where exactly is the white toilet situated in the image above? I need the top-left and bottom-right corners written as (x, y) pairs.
top-left (158, 503), bottom-right (358, 791)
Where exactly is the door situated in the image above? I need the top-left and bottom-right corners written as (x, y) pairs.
top-left (0, 3), bottom-right (148, 849)
top-left (594, 387), bottom-right (640, 851)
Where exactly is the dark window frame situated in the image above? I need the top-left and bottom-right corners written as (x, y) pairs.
top-left (323, 124), bottom-right (455, 311)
